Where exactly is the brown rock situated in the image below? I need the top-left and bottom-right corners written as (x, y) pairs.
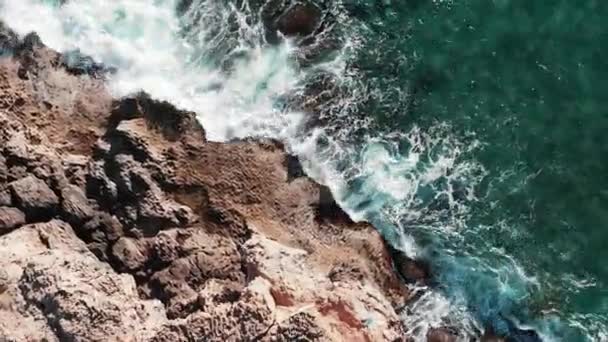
top-left (481, 331), bottom-right (507, 342)
top-left (275, 312), bottom-right (327, 341)
top-left (0, 188), bottom-right (11, 207)
top-left (112, 237), bottom-right (149, 271)
top-left (427, 327), bottom-right (458, 342)
top-left (0, 36), bottom-right (412, 341)
top-left (60, 184), bottom-right (95, 225)
top-left (83, 212), bottom-right (124, 242)
top-left (0, 155), bottom-right (7, 183)
top-left (9, 175), bottom-right (59, 221)
top-left (0, 220), bottom-right (167, 341)
top-left (0, 206), bottom-right (25, 233)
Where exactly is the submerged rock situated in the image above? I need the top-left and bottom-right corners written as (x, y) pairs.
top-left (277, 3), bottom-right (323, 37)
top-left (427, 327), bottom-right (458, 342)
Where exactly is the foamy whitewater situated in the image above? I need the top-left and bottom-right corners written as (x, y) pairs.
top-left (1, 0), bottom-right (583, 341)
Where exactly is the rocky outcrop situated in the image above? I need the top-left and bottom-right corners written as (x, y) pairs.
top-left (0, 25), bottom-right (412, 341)
top-left (0, 220), bottom-right (167, 341)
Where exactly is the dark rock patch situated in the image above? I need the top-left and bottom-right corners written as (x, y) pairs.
top-left (388, 246), bottom-right (431, 285)
top-left (285, 154), bottom-right (305, 181)
top-left (110, 92), bottom-right (206, 142)
top-left (315, 185), bottom-right (353, 224)
top-left (427, 327), bottom-right (458, 342)
top-left (277, 3), bottom-right (323, 37)
top-left (9, 175), bottom-right (59, 222)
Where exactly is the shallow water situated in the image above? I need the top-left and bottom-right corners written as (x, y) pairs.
top-left (1, 0), bottom-right (606, 340)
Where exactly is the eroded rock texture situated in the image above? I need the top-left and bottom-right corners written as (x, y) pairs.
top-left (0, 24), bottom-right (413, 341)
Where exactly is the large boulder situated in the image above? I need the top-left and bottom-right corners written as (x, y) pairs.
top-left (9, 175), bottom-right (59, 221)
top-left (60, 184), bottom-right (95, 225)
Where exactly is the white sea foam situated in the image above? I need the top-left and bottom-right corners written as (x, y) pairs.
top-left (0, 0), bottom-right (305, 142)
top-left (0, 0), bottom-right (555, 340)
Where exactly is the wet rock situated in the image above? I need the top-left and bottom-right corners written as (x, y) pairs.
top-left (110, 93), bottom-right (206, 142)
top-left (60, 184), bottom-right (95, 225)
top-left (9, 175), bottom-right (59, 221)
top-left (0, 21), bottom-right (19, 54)
top-left (285, 154), bottom-right (305, 181)
top-left (277, 3), bottom-right (322, 37)
top-left (427, 327), bottom-right (458, 342)
top-left (60, 49), bottom-right (116, 78)
top-left (389, 246), bottom-right (431, 285)
top-left (0, 207), bottom-right (26, 233)
top-left (315, 185), bottom-right (352, 223)
top-left (481, 331), bottom-right (507, 342)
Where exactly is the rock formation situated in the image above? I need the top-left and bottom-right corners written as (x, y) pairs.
top-left (0, 26), bottom-right (418, 341)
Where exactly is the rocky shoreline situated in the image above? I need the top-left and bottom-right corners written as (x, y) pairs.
top-left (0, 25), bottom-right (427, 341)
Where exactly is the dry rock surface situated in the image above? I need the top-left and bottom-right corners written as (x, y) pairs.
top-left (0, 26), bottom-right (418, 341)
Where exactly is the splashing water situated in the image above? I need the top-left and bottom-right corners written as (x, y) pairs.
top-left (2, 0), bottom-right (604, 341)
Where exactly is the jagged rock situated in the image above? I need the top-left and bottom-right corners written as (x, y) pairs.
top-left (152, 278), bottom-right (276, 342)
top-left (0, 37), bottom-right (411, 341)
top-left (9, 175), bottom-right (59, 221)
top-left (86, 160), bottom-right (118, 207)
top-left (60, 184), bottom-right (95, 225)
top-left (110, 93), bottom-right (206, 142)
top-left (0, 21), bottom-right (19, 54)
top-left (0, 206), bottom-right (25, 233)
top-left (274, 312), bottom-right (327, 341)
top-left (60, 49), bottom-right (116, 78)
top-left (0, 220), bottom-right (167, 341)
top-left (112, 236), bottom-right (149, 271)
top-left (62, 154), bottom-right (90, 187)
top-left (389, 246), bottom-right (431, 285)
top-left (147, 230), bottom-right (245, 316)
top-left (3, 131), bottom-right (30, 162)
top-left (83, 212), bottom-right (124, 242)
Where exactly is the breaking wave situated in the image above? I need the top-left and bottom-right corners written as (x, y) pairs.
top-left (2, 0), bottom-right (603, 340)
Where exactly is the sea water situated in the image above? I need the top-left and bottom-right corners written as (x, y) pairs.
top-left (1, 0), bottom-right (606, 340)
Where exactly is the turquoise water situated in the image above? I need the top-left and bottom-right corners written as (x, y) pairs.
top-left (4, 0), bottom-right (606, 340)
top-left (340, 0), bottom-right (608, 340)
